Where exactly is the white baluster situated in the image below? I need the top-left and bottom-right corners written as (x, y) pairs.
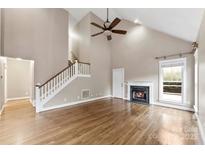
top-left (48, 82), bottom-right (50, 95)
top-left (78, 64), bottom-right (81, 74)
top-left (63, 71), bottom-right (65, 83)
top-left (66, 68), bottom-right (68, 80)
top-left (62, 72), bottom-right (64, 84)
top-left (53, 78), bottom-right (55, 91)
top-left (35, 86), bottom-right (42, 112)
top-left (45, 84), bottom-right (48, 97)
top-left (75, 61), bottom-right (78, 76)
top-left (42, 86), bottom-right (45, 99)
top-left (71, 65), bottom-right (74, 77)
top-left (51, 80), bottom-right (53, 93)
top-left (39, 87), bottom-right (42, 101)
top-left (60, 73), bottom-right (63, 86)
top-left (56, 76), bottom-right (58, 88)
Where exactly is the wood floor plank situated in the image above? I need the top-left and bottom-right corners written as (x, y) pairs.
top-left (0, 98), bottom-right (202, 144)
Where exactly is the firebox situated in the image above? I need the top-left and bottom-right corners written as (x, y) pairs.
top-left (130, 86), bottom-right (149, 104)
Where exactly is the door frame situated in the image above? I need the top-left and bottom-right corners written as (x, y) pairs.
top-left (194, 49), bottom-right (199, 113)
top-left (159, 58), bottom-right (187, 105)
top-left (112, 68), bottom-right (125, 99)
top-left (0, 56), bottom-right (7, 109)
top-left (3, 57), bottom-right (35, 105)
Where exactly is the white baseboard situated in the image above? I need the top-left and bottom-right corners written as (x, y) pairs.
top-left (0, 105), bottom-right (4, 115)
top-left (32, 99), bottom-right (36, 107)
top-left (40, 95), bottom-right (112, 112)
top-left (152, 102), bottom-right (194, 112)
top-left (6, 96), bottom-right (30, 102)
top-left (194, 105), bottom-right (198, 113)
top-left (195, 113), bottom-right (205, 144)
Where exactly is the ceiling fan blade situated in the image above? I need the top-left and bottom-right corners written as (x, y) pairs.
top-left (108, 18), bottom-right (121, 30)
top-left (112, 30), bottom-right (127, 35)
top-left (107, 35), bottom-right (112, 41)
top-left (91, 31), bottom-right (104, 37)
top-left (91, 22), bottom-right (105, 30)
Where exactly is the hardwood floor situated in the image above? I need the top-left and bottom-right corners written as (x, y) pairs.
top-left (0, 98), bottom-right (202, 144)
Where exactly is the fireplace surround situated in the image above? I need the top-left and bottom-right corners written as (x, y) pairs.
top-left (127, 81), bottom-right (153, 104)
top-left (130, 86), bottom-right (149, 103)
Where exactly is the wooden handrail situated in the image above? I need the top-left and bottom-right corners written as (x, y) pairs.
top-left (36, 61), bottom-right (90, 88)
top-left (78, 61), bottom-right (90, 65)
top-left (36, 63), bottom-right (75, 88)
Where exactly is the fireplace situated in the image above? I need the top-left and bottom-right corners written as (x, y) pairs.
top-left (130, 86), bottom-right (149, 104)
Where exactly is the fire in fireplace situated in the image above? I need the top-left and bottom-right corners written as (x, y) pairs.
top-left (130, 86), bottom-right (149, 104)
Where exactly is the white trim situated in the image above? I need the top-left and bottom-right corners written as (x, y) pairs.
top-left (4, 58), bottom-right (7, 104)
top-left (153, 101), bottom-right (194, 112)
top-left (29, 98), bottom-right (35, 107)
top-left (194, 49), bottom-right (199, 114)
top-left (195, 113), bottom-right (205, 144)
top-left (6, 96), bottom-right (30, 102)
top-left (40, 95), bottom-right (112, 112)
top-left (159, 57), bottom-right (187, 105)
top-left (194, 105), bottom-right (198, 113)
top-left (112, 68), bottom-right (124, 99)
top-left (127, 81), bottom-right (154, 104)
top-left (78, 74), bottom-right (91, 78)
top-left (0, 105), bottom-right (4, 115)
top-left (40, 75), bottom-right (77, 105)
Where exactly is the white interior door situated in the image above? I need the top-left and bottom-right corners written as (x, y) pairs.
top-left (0, 57), bottom-right (5, 110)
top-left (112, 68), bottom-right (124, 98)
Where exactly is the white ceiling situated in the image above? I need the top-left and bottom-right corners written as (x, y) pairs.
top-left (66, 8), bottom-right (204, 42)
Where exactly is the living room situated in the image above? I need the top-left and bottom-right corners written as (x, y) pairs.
top-left (0, 0), bottom-right (205, 153)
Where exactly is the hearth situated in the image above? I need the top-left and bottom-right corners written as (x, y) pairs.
top-left (130, 86), bottom-right (149, 104)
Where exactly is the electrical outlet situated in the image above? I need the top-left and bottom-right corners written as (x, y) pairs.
top-left (64, 98), bottom-right (67, 102)
top-left (77, 96), bottom-right (80, 100)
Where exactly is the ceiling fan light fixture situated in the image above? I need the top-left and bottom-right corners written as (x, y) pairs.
top-left (104, 30), bottom-right (112, 36)
top-left (104, 21), bottom-right (110, 28)
top-left (90, 8), bottom-right (127, 41)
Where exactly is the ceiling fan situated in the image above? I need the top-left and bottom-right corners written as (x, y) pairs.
top-left (90, 8), bottom-right (127, 41)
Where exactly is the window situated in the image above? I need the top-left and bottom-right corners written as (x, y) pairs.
top-left (159, 58), bottom-right (186, 104)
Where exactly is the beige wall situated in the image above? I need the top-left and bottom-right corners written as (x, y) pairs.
top-left (197, 12), bottom-right (205, 138)
top-left (45, 12), bottom-right (112, 107)
top-left (6, 58), bottom-right (33, 99)
top-left (2, 8), bottom-right (68, 85)
top-left (68, 13), bottom-right (78, 60)
top-left (45, 12), bottom-right (195, 108)
top-left (110, 20), bottom-right (194, 105)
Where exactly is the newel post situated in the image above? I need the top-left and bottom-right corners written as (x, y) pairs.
top-left (75, 60), bottom-right (78, 76)
top-left (35, 85), bottom-right (42, 113)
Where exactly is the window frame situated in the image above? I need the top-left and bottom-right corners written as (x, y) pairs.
top-left (159, 58), bottom-right (187, 104)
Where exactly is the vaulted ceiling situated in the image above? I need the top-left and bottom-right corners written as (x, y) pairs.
top-left (65, 8), bottom-right (204, 42)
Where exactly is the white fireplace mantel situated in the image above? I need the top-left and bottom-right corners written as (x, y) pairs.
top-left (127, 81), bottom-right (154, 104)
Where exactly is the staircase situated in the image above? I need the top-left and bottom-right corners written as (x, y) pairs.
top-left (35, 61), bottom-right (91, 112)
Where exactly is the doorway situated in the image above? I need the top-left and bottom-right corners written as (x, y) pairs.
top-left (112, 68), bottom-right (124, 99)
top-left (159, 58), bottom-right (186, 104)
top-left (3, 57), bottom-right (34, 105)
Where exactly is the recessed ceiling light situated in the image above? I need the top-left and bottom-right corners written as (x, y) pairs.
top-left (134, 19), bottom-right (142, 24)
